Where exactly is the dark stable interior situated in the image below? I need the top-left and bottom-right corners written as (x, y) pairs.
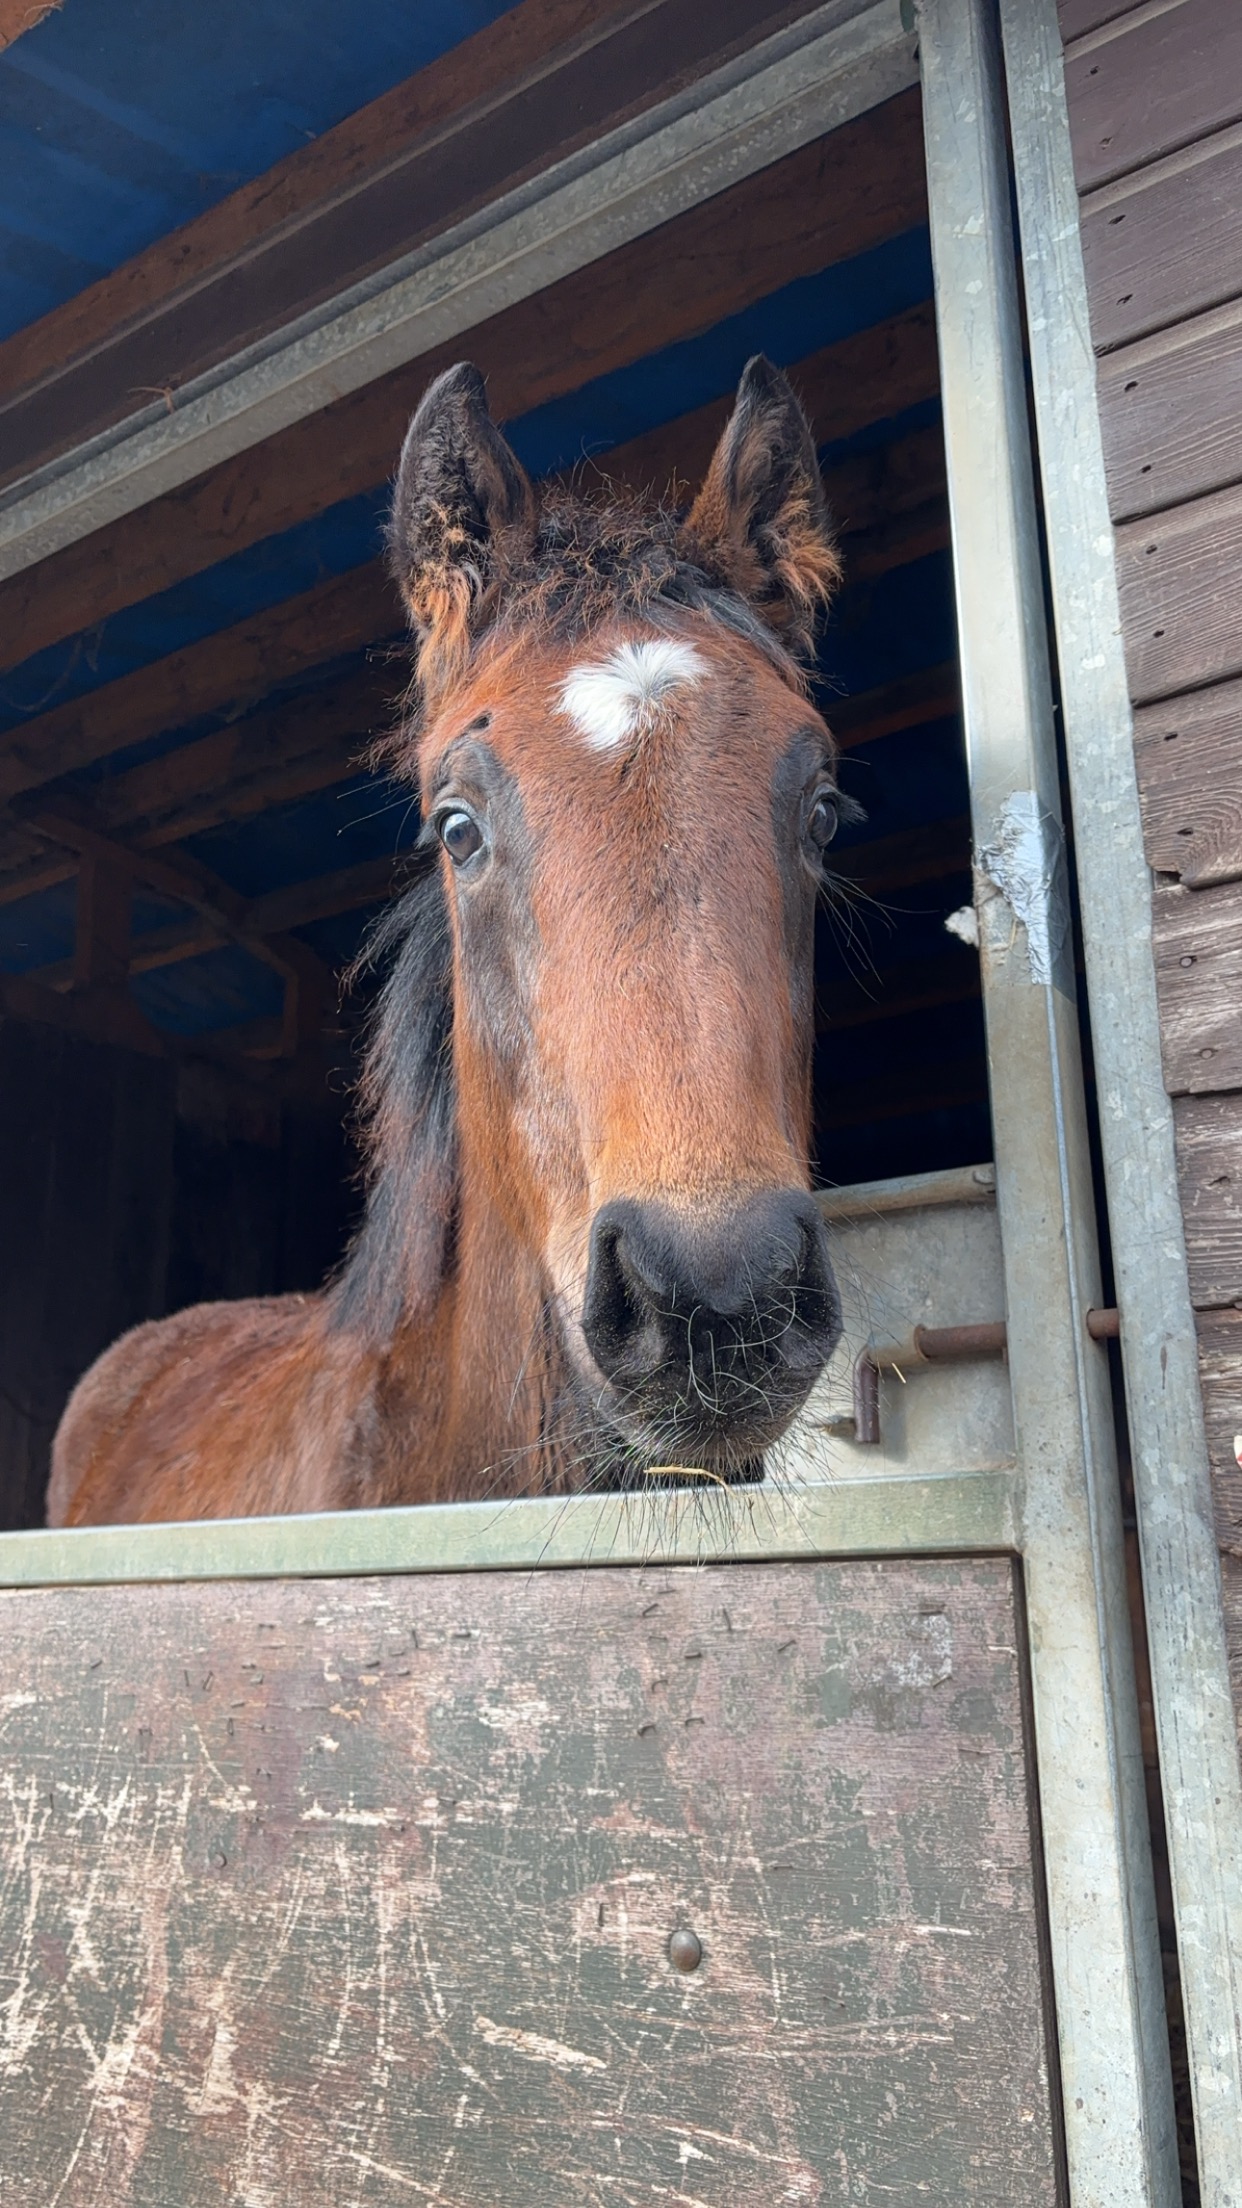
top-left (0, 43), bottom-right (984, 1528)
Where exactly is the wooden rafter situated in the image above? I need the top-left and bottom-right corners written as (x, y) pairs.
top-left (30, 856), bottom-right (401, 993)
top-left (0, 100), bottom-right (929, 676)
top-left (21, 810), bottom-right (975, 1008)
top-left (0, 0), bottom-right (826, 488)
top-left (0, 430), bottom-right (944, 815)
top-left (0, 567), bottom-right (400, 805)
top-left (18, 801), bottom-right (338, 1061)
top-left (0, 657), bottom-right (964, 919)
top-left (72, 845), bottom-right (133, 992)
top-left (0, 969), bottom-right (166, 1057)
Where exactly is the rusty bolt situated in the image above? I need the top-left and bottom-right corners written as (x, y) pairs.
top-left (669, 1929), bottom-right (702, 1973)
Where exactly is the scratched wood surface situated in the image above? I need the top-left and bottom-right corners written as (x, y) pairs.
top-left (0, 1558), bottom-right (1061, 2205)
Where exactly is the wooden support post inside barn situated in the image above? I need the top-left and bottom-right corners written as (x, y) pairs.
top-left (72, 843), bottom-right (133, 993)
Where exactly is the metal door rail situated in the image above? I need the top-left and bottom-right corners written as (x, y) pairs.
top-left (917, 1), bottom-right (1178, 2197)
top-left (0, 1468), bottom-right (1016, 1587)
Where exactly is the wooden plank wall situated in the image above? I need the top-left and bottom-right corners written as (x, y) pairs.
top-left (0, 1021), bottom-right (174, 1529)
top-left (0, 1035), bottom-right (356, 1529)
top-left (1059, 0), bottom-right (1242, 1747)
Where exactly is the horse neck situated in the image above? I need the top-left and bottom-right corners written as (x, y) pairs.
top-left (375, 1151), bottom-right (567, 1505)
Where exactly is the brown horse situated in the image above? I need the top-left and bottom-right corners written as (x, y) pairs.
top-left (48, 356), bottom-right (846, 1527)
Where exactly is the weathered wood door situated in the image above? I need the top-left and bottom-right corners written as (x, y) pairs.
top-left (0, 1555), bottom-right (1060, 2204)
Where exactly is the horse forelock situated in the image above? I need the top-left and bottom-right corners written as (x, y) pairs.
top-left (386, 484), bottom-right (808, 739)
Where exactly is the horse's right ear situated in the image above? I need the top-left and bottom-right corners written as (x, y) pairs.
top-left (388, 364), bottom-right (535, 694)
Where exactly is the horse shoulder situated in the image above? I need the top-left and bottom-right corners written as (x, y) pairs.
top-left (48, 1294), bottom-right (372, 1527)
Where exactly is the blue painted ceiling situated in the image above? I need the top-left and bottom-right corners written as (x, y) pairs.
top-left (0, 0), bottom-right (516, 339)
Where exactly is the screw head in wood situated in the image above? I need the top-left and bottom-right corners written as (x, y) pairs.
top-left (668, 1929), bottom-right (702, 1973)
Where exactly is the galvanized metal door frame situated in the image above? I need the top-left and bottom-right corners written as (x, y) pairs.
top-left (915, 4), bottom-right (1178, 2197)
top-left (0, 6), bottom-right (1203, 2200)
top-left (994, 5), bottom-right (1242, 2201)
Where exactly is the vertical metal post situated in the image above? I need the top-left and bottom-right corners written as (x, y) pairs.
top-left (916, 3), bottom-right (1179, 2200)
top-left (997, 5), bottom-right (1242, 2199)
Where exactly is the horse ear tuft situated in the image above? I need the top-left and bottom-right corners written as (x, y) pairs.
top-left (388, 364), bottom-right (535, 695)
top-left (683, 356), bottom-right (841, 654)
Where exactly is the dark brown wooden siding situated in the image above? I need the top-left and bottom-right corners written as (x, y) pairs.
top-left (1059, 0), bottom-right (1242, 1749)
top-left (0, 1034), bottom-right (356, 1530)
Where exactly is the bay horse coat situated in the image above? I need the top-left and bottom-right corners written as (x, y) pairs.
top-left (48, 356), bottom-right (847, 1526)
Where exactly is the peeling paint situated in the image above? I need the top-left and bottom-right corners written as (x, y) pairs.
top-left (978, 790), bottom-right (1070, 988)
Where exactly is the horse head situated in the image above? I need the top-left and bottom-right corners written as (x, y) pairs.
top-left (355, 356), bottom-right (846, 1488)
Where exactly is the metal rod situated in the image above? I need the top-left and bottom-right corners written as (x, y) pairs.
top-left (997, 3), bottom-right (1242, 2194)
top-left (915, 1319), bottom-right (1008, 1360)
top-left (851, 1312), bottom-right (1118, 1442)
top-left (816, 1160), bottom-right (996, 1220)
top-left (1086, 1307), bottom-right (1121, 1343)
top-left (917, 2), bottom-right (1178, 2197)
top-left (0, 2), bottom-right (916, 581)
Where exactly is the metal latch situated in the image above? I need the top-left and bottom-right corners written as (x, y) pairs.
top-left (847, 1307), bottom-right (1120, 1444)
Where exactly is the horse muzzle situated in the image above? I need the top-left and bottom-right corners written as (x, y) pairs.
top-left (579, 1189), bottom-right (841, 1461)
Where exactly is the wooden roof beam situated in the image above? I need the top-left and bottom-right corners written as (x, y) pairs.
top-left (0, 0), bottom-right (830, 482)
top-left (19, 801), bottom-right (337, 1060)
top-left (0, 17), bottom-right (918, 581)
top-left (0, 654), bottom-right (963, 915)
top-left (0, 969), bottom-right (167, 1058)
top-left (0, 141), bottom-right (933, 675)
top-left (0, 421), bottom-right (944, 810)
top-left (28, 855), bottom-right (402, 993)
top-left (0, 565), bottom-right (400, 805)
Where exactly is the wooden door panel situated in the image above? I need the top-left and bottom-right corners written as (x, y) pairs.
top-left (0, 1557), bottom-right (1062, 2204)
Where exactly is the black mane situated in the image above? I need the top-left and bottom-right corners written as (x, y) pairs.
top-left (329, 837), bottom-right (455, 1341)
top-left (493, 485), bottom-right (802, 667)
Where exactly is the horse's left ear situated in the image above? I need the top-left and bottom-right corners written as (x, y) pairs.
top-left (388, 362), bottom-right (536, 694)
top-left (683, 355), bottom-right (841, 653)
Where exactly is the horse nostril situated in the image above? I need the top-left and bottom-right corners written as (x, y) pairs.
top-left (581, 1209), bottom-right (661, 1379)
top-left (581, 1193), bottom-right (841, 1402)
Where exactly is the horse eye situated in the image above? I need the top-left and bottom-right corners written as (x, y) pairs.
top-left (438, 809), bottom-right (484, 865)
top-left (808, 793), bottom-right (839, 850)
